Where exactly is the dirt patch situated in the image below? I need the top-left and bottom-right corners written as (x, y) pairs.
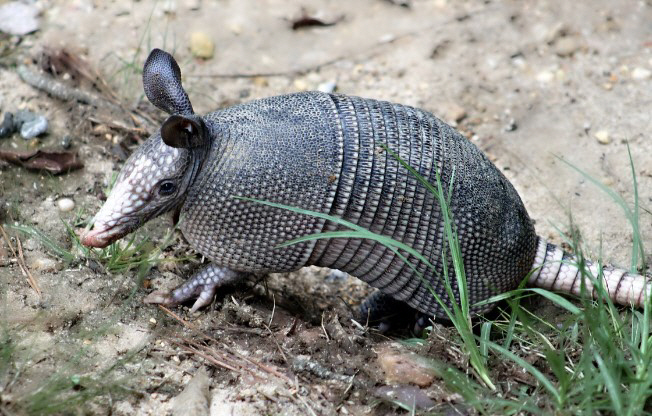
top-left (1, 0), bottom-right (651, 414)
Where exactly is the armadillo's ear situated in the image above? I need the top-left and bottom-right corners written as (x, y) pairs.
top-left (143, 49), bottom-right (194, 116)
top-left (160, 115), bottom-right (206, 148)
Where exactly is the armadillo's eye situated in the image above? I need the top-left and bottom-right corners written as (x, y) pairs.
top-left (159, 181), bottom-right (176, 196)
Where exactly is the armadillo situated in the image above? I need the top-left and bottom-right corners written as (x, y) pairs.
top-left (81, 48), bottom-right (650, 321)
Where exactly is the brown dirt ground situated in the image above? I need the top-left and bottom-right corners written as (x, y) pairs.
top-left (1, 0), bottom-right (652, 414)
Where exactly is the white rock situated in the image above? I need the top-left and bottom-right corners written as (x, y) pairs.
top-left (161, 0), bottom-right (177, 14)
top-left (317, 81), bottom-right (337, 93)
top-left (183, 0), bottom-right (201, 10)
top-left (631, 67), bottom-right (651, 81)
top-left (379, 33), bottom-right (396, 43)
top-left (0, 2), bottom-right (39, 35)
top-left (227, 22), bottom-right (242, 35)
top-left (293, 79), bottom-right (309, 91)
top-left (57, 198), bottom-right (75, 212)
top-left (594, 130), bottom-right (611, 145)
top-left (554, 37), bottom-right (580, 57)
top-left (536, 70), bottom-right (554, 83)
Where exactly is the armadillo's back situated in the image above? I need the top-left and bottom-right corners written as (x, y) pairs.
top-left (180, 91), bottom-right (537, 318)
top-left (309, 94), bottom-right (538, 317)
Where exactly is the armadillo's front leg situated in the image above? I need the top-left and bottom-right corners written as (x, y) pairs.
top-left (144, 265), bottom-right (247, 312)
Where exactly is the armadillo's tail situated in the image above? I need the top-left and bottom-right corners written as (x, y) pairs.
top-left (528, 237), bottom-right (652, 308)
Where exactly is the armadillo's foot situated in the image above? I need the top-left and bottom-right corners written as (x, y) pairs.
top-left (358, 291), bottom-right (432, 335)
top-left (144, 265), bottom-right (247, 313)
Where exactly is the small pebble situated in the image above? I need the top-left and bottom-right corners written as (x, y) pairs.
top-left (92, 124), bottom-right (110, 135)
top-left (536, 70), bottom-right (554, 83)
top-left (57, 198), bottom-right (75, 212)
top-left (444, 103), bottom-right (467, 124)
top-left (317, 81), bottom-right (337, 93)
top-left (631, 67), bottom-right (651, 81)
top-left (594, 130), bottom-right (611, 145)
top-left (20, 115), bottom-right (48, 139)
top-left (161, 0), bottom-right (177, 14)
top-left (0, 1), bottom-right (40, 35)
top-left (554, 37), bottom-right (579, 57)
top-left (252, 76), bottom-right (268, 87)
top-left (228, 22), bottom-right (243, 35)
top-left (14, 109), bottom-right (37, 125)
top-left (0, 112), bottom-right (16, 138)
top-left (379, 33), bottom-right (396, 43)
top-left (293, 78), bottom-right (309, 91)
top-left (503, 118), bottom-right (518, 132)
top-left (61, 135), bottom-right (72, 149)
top-left (183, 0), bottom-right (201, 10)
top-left (190, 32), bottom-right (214, 59)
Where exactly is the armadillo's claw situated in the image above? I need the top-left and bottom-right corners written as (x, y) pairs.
top-left (143, 265), bottom-right (248, 313)
top-left (143, 290), bottom-right (178, 306)
top-left (143, 286), bottom-right (217, 313)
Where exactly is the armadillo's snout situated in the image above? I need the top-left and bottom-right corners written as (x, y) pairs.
top-left (81, 214), bottom-right (135, 249)
top-left (81, 218), bottom-right (137, 248)
top-left (81, 226), bottom-right (113, 248)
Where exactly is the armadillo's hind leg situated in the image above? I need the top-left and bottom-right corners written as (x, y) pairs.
top-left (359, 291), bottom-right (430, 335)
top-left (144, 265), bottom-right (247, 313)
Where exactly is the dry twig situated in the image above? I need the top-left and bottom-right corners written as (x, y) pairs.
top-left (0, 225), bottom-right (41, 298)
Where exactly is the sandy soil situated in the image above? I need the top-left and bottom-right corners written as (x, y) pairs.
top-left (1, 0), bottom-right (651, 414)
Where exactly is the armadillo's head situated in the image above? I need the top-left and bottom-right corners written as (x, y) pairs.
top-left (82, 48), bottom-right (210, 248)
top-left (81, 134), bottom-right (197, 248)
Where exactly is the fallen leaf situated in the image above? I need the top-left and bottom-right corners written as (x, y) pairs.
top-left (0, 149), bottom-right (83, 174)
top-left (291, 13), bottom-right (343, 30)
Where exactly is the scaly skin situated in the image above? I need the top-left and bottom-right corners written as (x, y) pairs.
top-left (82, 48), bottom-right (651, 321)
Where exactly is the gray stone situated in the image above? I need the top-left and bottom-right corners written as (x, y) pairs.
top-left (0, 112), bottom-right (16, 138)
top-left (20, 115), bottom-right (48, 139)
top-left (0, 2), bottom-right (39, 36)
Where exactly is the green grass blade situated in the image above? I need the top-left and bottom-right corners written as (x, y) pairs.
top-left (626, 142), bottom-right (645, 270)
top-left (557, 154), bottom-right (644, 272)
top-left (526, 288), bottom-right (582, 315)
top-left (6, 224), bottom-right (75, 263)
top-left (474, 288), bottom-right (581, 315)
top-left (480, 322), bottom-right (492, 362)
top-left (487, 340), bottom-right (561, 404)
top-left (593, 352), bottom-right (623, 414)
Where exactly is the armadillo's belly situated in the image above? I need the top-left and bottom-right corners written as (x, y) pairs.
top-left (180, 92), bottom-right (342, 273)
top-left (309, 94), bottom-right (537, 318)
